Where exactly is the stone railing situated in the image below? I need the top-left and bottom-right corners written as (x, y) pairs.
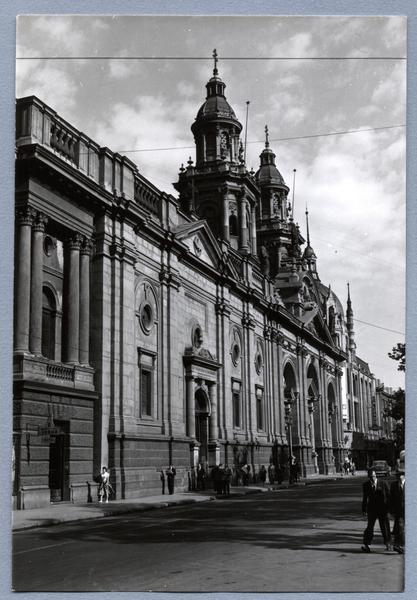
top-left (16, 96), bottom-right (157, 211)
top-left (252, 266), bottom-right (265, 291)
top-left (46, 363), bottom-right (74, 382)
top-left (13, 353), bottom-right (95, 391)
top-left (135, 177), bottom-right (161, 217)
top-left (228, 250), bottom-right (243, 278)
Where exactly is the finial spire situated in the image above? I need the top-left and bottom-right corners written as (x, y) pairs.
top-left (305, 204), bottom-right (310, 245)
top-left (347, 282), bottom-right (351, 301)
top-left (265, 125), bottom-right (269, 148)
top-left (213, 48), bottom-right (218, 76)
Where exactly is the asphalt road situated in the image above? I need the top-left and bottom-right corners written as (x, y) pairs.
top-left (13, 475), bottom-right (404, 592)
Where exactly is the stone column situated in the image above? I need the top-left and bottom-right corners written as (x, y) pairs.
top-left (208, 383), bottom-right (218, 442)
top-left (251, 204), bottom-right (257, 254)
top-left (29, 212), bottom-right (48, 355)
top-left (14, 207), bottom-right (35, 352)
top-left (79, 237), bottom-right (92, 365)
top-left (238, 195), bottom-right (249, 252)
top-left (65, 233), bottom-right (82, 363)
top-left (222, 187), bottom-right (230, 242)
top-left (186, 375), bottom-right (195, 438)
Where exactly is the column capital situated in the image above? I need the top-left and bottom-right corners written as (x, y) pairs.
top-left (67, 232), bottom-right (83, 251)
top-left (32, 212), bottom-right (48, 232)
top-left (80, 236), bottom-right (94, 255)
top-left (16, 206), bottom-right (36, 226)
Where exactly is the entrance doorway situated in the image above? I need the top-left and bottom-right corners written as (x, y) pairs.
top-left (195, 388), bottom-right (209, 465)
top-left (49, 420), bottom-right (69, 502)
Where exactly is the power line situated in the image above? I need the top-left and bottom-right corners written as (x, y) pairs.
top-left (353, 318), bottom-right (405, 336)
top-left (16, 55), bottom-right (406, 61)
top-left (110, 124), bottom-right (405, 155)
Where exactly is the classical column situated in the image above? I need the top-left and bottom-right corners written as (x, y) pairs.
top-left (222, 187), bottom-right (230, 241)
top-left (186, 375), bottom-right (195, 438)
top-left (251, 204), bottom-right (257, 254)
top-left (29, 212), bottom-right (48, 355)
top-left (238, 195), bottom-right (249, 252)
top-left (65, 233), bottom-right (82, 363)
top-left (79, 237), bottom-right (92, 364)
top-left (14, 207), bottom-right (35, 352)
top-left (208, 383), bottom-right (218, 442)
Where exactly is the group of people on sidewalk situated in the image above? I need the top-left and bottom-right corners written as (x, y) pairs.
top-left (97, 465), bottom-right (177, 502)
top-left (361, 467), bottom-right (405, 554)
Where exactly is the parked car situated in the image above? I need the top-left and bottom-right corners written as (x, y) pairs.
top-left (370, 460), bottom-right (391, 477)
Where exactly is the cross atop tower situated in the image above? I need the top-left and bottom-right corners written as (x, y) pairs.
top-left (213, 48), bottom-right (218, 76)
top-left (265, 124), bottom-right (269, 148)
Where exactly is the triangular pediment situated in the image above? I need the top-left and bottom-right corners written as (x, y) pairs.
top-left (174, 220), bottom-right (221, 269)
top-left (306, 311), bottom-right (335, 347)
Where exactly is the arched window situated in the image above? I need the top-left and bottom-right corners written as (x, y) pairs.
top-left (42, 287), bottom-right (56, 360)
top-left (206, 133), bottom-right (216, 161)
top-left (229, 214), bottom-right (238, 236)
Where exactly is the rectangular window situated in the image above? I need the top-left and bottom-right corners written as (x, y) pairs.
top-left (353, 402), bottom-right (359, 429)
top-left (233, 392), bottom-right (241, 428)
top-left (141, 369), bottom-right (152, 416)
top-left (256, 387), bottom-right (264, 431)
top-left (138, 349), bottom-right (156, 419)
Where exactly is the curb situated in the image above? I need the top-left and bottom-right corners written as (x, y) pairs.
top-left (13, 496), bottom-right (215, 532)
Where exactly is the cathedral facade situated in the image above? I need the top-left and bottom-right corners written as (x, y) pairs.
top-left (13, 57), bottom-right (393, 509)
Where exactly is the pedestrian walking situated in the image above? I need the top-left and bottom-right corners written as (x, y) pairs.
top-left (166, 465), bottom-right (176, 495)
top-left (224, 465), bottom-right (232, 495)
top-left (290, 458), bottom-right (300, 483)
top-left (258, 465), bottom-right (267, 485)
top-left (197, 463), bottom-right (206, 490)
top-left (242, 464), bottom-right (250, 486)
top-left (277, 463), bottom-right (284, 484)
top-left (361, 468), bottom-right (391, 552)
top-left (351, 461), bottom-right (356, 475)
top-left (98, 466), bottom-right (112, 503)
top-left (343, 457), bottom-right (350, 475)
top-left (267, 462), bottom-right (275, 485)
top-left (390, 469), bottom-right (405, 554)
top-left (160, 470), bottom-right (166, 494)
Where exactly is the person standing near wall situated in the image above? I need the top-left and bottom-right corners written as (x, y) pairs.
top-left (98, 466), bottom-right (111, 503)
top-left (166, 465), bottom-right (176, 495)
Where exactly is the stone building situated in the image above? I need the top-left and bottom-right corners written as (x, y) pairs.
top-left (13, 56), bottom-right (389, 509)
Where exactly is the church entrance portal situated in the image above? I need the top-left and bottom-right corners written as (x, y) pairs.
top-left (195, 388), bottom-right (209, 465)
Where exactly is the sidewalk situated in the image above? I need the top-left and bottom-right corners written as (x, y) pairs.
top-left (12, 471), bottom-right (365, 532)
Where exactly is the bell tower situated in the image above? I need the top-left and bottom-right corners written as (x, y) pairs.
top-left (255, 126), bottom-right (294, 277)
top-left (174, 50), bottom-right (259, 257)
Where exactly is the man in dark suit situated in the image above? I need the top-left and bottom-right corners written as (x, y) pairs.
top-left (390, 470), bottom-right (405, 554)
top-left (361, 468), bottom-right (391, 552)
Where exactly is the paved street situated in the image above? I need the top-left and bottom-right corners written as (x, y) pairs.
top-left (13, 475), bottom-right (403, 592)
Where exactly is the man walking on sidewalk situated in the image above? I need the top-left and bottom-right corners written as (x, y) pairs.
top-left (361, 468), bottom-right (391, 552)
top-left (390, 468), bottom-right (405, 554)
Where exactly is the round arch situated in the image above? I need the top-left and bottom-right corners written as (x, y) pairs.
top-left (42, 284), bottom-right (57, 360)
top-left (195, 386), bottom-right (211, 465)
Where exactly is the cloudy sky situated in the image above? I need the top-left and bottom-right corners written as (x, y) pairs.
top-left (16, 15), bottom-right (406, 389)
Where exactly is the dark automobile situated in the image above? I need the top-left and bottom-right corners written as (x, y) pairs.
top-left (370, 460), bottom-right (391, 477)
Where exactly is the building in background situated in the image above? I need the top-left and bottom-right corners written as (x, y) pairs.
top-left (13, 57), bottom-right (396, 509)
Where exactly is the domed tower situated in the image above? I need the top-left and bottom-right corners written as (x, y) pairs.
top-left (191, 50), bottom-right (242, 168)
top-left (174, 50), bottom-right (259, 256)
top-left (255, 126), bottom-right (295, 277)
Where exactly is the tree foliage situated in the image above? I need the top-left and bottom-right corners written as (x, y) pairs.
top-left (388, 342), bottom-right (406, 371)
top-left (384, 388), bottom-right (405, 450)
